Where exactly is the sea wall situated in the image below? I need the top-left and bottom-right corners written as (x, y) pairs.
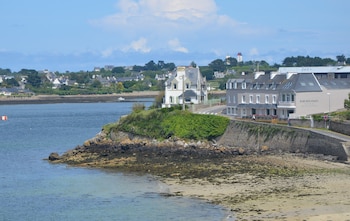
top-left (217, 120), bottom-right (348, 161)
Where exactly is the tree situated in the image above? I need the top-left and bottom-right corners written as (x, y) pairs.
top-left (225, 57), bottom-right (237, 66)
top-left (345, 93), bottom-right (350, 110)
top-left (336, 54), bottom-right (346, 64)
top-left (111, 67), bottom-right (125, 74)
top-left (3, 78), bottom-right (19, 87)
top-left (145, 60), bottom-right (158, 71)
top-left (90, 79), bottom-right (102, 88)
top-left (190, 61), bottom-right (197, 68)
top-left (200, 67), bottom-right (214, 81)
top-left (282, 56), bottom-right (336, 67)
top-left (208, 59), bottom-right (225, 72)
top-left (163, 62), bottom-right (176, 71)
top-left (22, 69), bottom-right (41, 88)
top-left (116, 82), bottom-right (124, 91)
top-left (132, 65), bottom-right (144, 72)
top-left (0, 68), bottom-right (11, 75)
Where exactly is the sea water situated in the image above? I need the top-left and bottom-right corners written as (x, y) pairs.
top-left (0, 100), bottom-right (232, 221)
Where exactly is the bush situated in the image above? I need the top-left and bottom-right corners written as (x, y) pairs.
top-left (132, 103), bottom-right (145, 113)
top-left (114, 108), bottom-right (230, 140)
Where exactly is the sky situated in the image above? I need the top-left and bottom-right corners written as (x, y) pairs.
top-left (1, 0), bottom-right (349, 72)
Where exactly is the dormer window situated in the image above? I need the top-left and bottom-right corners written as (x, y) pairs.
top-left (242, 82), bottom-right (246, 89)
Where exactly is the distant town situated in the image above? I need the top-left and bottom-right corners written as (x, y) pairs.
top-left (1, 54), bottom-right (349, 108)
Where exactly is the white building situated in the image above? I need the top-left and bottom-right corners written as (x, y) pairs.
top-left (162, 66), bottom-right (208, 108)
top-left (237, 52), bottom-right (243, 63)
top-left (226, 66), bottom-right (350, 119)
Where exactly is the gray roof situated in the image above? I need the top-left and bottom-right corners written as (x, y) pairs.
top-left (179, 90), bottom-right (197, 98)
top-left (278, 73), bottom-right (322, 92)
top-left (318, 78), bottom-right (350, 90)
top-left (165, 66), bottom-right (205, 87)
top-left (278, 66), bottom-right (350, 74)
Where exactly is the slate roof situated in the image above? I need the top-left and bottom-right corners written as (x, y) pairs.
top-left (318, 78), bottom-right (350, 90)
top-left (179, 90), bottom-right (197, 98)
top-left (278, 66), bottom-right (350, 74)
top-left (278, 73), bottom-right (322, 92)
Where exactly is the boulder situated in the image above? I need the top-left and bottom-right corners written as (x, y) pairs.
top-left (48, 152), bottom-right (61, 161)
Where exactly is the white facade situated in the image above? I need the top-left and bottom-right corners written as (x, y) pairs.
top-left (163, 66), bottom-right (207, 108)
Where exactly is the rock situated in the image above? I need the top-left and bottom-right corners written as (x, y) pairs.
top-left (48, 152), bottom-right (61, 161)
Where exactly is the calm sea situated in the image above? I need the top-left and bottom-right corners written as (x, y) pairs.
top-left (0, 100), bottom-right (232, 221)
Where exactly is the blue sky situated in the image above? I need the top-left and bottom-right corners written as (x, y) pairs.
top-left (1, 0), bottom-right (349, 72)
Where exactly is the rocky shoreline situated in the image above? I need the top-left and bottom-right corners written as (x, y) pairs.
top-left (49, 130), bottom-right (350, 220)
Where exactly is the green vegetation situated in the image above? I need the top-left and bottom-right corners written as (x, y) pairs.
top-left (104, 107), bottom-right (230, 140)
top-left (2, 54), bottom-right (349, 96)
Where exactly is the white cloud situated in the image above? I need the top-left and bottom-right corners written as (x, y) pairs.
top-left (168, 38), bottom-right (188, 53)
top-left (123, 37), bottom-right (151, 53)
top-left (90, 0), bottom-right (249, 53)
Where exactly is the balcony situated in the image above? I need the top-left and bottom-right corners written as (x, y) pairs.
top-left (277, 101), bottom-right (296, 108)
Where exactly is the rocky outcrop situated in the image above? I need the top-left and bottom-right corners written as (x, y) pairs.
top-left (48, 129), bottom-right (250, 168)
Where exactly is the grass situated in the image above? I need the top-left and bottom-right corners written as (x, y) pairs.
top-left (104, 107), bottom-right (230, 141)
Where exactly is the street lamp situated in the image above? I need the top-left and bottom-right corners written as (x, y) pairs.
top-left (327, 92), bottom-right (331, 114)
top-left (181, 75), bottom-right (185, 110)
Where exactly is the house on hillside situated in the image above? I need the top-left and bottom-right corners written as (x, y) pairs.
top-left (162, 66), bottom-right (208, 108)
top-left (226, 66), bottom-right (350, 119)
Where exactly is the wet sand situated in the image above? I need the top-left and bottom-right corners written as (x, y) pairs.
top-left (162, 155), bottom-right (350, 220)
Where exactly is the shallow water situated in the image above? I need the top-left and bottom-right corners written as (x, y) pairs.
top-left (0, 101), bottom-right (230, 220)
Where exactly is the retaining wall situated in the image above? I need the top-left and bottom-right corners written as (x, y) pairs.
top-left (330, 121), bottom-right (350, 136)
top-left (218, 120), bottom-right (348, 161)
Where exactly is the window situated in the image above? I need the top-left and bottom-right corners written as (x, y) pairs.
top-left (282, 94), bottom-right (286, 101)
top-left (249, 95), bottom-right (253, 103)
top-left (233, 95), bottom-right (236, 104)
top-left (291, 94), bottom-right (295, 102)
top-left (242, 95), bottom-right (246, 103)
top-left (242, 82), bottom-right (246, 89)
top-left (173, 83), bottom-right (177, 89)
top-left (286, 94), bottom-right (290, 102)
top-left (272, 95), bottom-right (276, 104)
top-left (234, 82), bottom-right (237, 89)
top-left (227, 95), bottom-right (231, 104)
top-left (265, 95), bottom-right (269, 104)
top-left (186, 83), bottom-right (190, 89)
top-left (170, 96), bottom-right (173, 103)
top-left (256, 95), bottom-right (260, 104)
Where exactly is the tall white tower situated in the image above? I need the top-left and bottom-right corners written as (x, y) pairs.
top-left (237, 52), bottom-right (243, 63)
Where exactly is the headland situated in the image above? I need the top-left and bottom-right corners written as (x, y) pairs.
top-left (48, 107), bottom-right (350, 220)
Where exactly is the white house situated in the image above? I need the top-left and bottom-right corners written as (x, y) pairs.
top-left (162, 66), bottom-right (208, 108)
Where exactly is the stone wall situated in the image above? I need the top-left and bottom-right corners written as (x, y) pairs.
top-left (218, 120), bottom-right (348, 161)
top-left (288, 118), bottom-right (328, 129)
top-left (330, 120), bottom-right (350, 136)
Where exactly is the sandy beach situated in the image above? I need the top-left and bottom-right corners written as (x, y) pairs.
top-left (162, 155), bottom-right (350, 220)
